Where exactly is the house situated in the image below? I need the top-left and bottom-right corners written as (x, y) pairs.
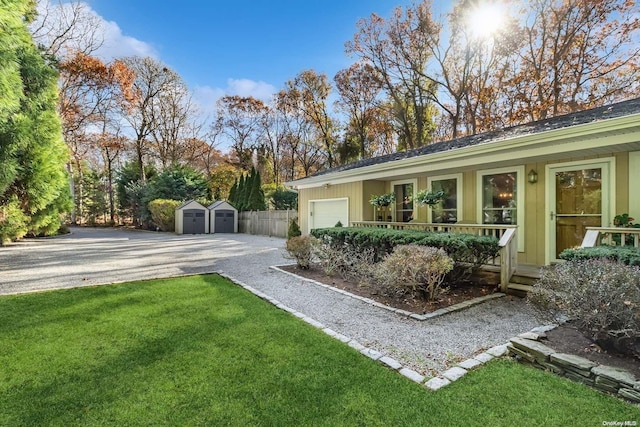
top-left (285, 97), bottom-right (640, 271)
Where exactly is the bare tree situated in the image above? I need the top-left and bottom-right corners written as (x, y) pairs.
top-left (334, 62), bottom-right (389, 159)
top-left (149, 78), bottom-right (199, 168)
top-left (281, 70), bottom-right (338, 167)
top-left (121, 56), bottom-right (180, 180)
top-left (30, 0), bottom-right (104, 59)
top-left (215, 95), bottom-right (269, 171)
top-left (346, 3), bottom-right (438, 149)
top-left (508, 0), bottom-right (640, 122)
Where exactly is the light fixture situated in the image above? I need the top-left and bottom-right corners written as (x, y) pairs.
top-left (528, 169), bottom-right (538, 184)
top-left (323, 183), bottom-right (330, 189)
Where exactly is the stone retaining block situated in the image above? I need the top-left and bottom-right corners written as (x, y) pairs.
top-left (508, 335), bottom-right (640, 404)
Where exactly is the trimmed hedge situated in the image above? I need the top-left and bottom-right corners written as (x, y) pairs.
top-left (560, 246), bottom-right (640, 266)
top-left (310, 227), bottom-right (500, 273)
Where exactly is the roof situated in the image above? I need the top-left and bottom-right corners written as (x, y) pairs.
top-left (296, 97), bottom-right (640, 181)
top-left (208, 200), bottom-right (237, 211)
top-left (175, 200), bottom-right (207, 210)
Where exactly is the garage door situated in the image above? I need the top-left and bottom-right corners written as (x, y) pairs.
top-left (309, 199), bottom-right (348, 230)
top-left (214, 210), bottom-right (235, 233)
top-left (183, 209), bottom-right (206, 234)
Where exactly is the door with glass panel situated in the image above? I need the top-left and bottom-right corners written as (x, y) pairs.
top-left (393, 183), bottom-right (414, 222)
top-left (430, 177), bottom-right (459, 223)
top-left (549, 163), bottom-right (608, 261)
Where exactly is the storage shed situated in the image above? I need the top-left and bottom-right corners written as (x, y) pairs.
top-left (175, 200), bottom-right (209, 234)
top-left (208, 201), bottom-right (238, 233)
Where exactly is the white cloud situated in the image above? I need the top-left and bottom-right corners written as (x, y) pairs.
top-left (98, 18), bottom-right (158, 60)
top-left (226, 79), bottom-right (277, 100)
top-left (193, 79), bottom-right (277, 118)
top-left (31, 0), bottom-right (157, 61)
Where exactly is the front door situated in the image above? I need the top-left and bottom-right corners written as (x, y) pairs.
top-left (549, 161), bottom-right (610, 261)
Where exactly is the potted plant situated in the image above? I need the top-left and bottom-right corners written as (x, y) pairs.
top-left (370, 193), bottom-right (395, 207)
top-left (413, 189), bottom-right (445, 206)
top-left (370, 193), bottom-right (395, 221)
top-left (612, 213), bottom-right (640, 245)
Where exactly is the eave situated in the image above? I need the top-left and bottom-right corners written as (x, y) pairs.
top-left (286, 114), bottom-right (640, 190)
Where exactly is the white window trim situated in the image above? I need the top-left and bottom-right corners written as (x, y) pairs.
top-left (389, 178), bottom-right (418, 222)
top-left (476, 165), bottom-right (525, 252)
top-left (630, 152), bottom-right (640, 220)
top-left (427, 173), bottom-right (463, 224)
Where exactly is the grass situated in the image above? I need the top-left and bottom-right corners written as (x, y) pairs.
top-left (0, 274), bottom-right (637, 426)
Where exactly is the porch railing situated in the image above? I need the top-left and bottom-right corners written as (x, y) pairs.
top-left (350, 221), bottom-right (518, 291)
top-left (581, 227), bottom-right (640, 248)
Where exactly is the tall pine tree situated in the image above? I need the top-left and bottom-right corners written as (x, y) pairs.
top-left (247, 167), bottom-right (266, 211)
top-left (0, 0), bottom-right (72, 243)
top-left (227, 177), bottom-right (238, 207)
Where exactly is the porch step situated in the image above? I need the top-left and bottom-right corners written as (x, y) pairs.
top-left (509, 274), bottom-right (538, 287)
top-left (507, 282), bottom-right (532, 297)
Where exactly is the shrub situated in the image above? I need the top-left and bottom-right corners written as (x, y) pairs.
top-left (334, 220), bottom-right (343, 227)
top-left (148, 199), bottom-right (181, 231)
top-left (560, 246), bottom-right (640, 266)
top-left (310, 227), bottom-right (499, 282)
top-left (376, 245), bottom-right (454, 301)
top-left (287, 218), bottom-right (301, 239)
top-left (312, 236), bottom-right (376, 282)
top-left (528, 259), bottom-right (640, 357)
top-left (285, 236), bottom-right (317, 269)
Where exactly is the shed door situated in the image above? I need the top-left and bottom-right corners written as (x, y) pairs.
top-left (309, 199), bottom-right (348, 230)
top-left (214, 210), bottom-right (235, 233)
top-left (183, 209), bottom-right (206, 234)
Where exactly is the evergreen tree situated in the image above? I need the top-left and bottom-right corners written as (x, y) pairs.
top-left (0, 0), bottom-right (72, 242)
top-left (115, 160), bottom-right (156, 223)
top-left (235, 174), bottom-right (247, 211)
top-left (247, 167), bottom-right (266, 211)
top-left (227, 177), bottom-right (238, 207)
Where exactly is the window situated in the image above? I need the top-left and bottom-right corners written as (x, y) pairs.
top-left (477, 166), bottom-right (525, 252)
top-left (481, 173), bottom-right (517, 225)
top-left (391, 179), bottom-right (416, 222)
top-left (427, 174), bottom-right (462, 223)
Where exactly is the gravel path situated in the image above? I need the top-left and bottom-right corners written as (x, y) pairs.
top-left (0, 227), bottom-right (540, 375)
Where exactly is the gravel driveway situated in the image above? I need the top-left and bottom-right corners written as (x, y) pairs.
top-left (0, 226), bottom-right (540, 375)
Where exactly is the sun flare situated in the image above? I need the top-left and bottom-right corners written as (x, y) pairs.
top-left (467, 1), bottom-right (507, 39)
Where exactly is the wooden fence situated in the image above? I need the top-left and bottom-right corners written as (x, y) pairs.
top-left (238, 210), bottom-right (297, 238)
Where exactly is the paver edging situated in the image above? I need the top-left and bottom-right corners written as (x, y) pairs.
top-left (269, 265), bottom-right (506, 320)
top-left (220, 269), bottom-right (514, 393)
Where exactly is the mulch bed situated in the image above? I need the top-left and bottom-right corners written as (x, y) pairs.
top-left (544, 323), bottom-right (640, 378)
top-left (278, 264), bottom-right (499, 315)
top-left (279, 264), bottom-right (640, 377)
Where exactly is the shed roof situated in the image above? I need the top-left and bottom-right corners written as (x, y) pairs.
top-left (175, 200), bottom-right (207, 210)
top-left (208, 200), bottom-right (237, 211)
top-left (296, 97), bottom-right (640, 181)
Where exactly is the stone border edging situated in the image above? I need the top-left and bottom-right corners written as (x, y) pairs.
top-left (269, 265), bottom-right (505, 321)
top-left (507, 327), bottom-right (640, 404)
top-left (218, 270), bottom-right (511, 391)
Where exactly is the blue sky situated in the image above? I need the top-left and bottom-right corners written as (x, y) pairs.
top-left (78, 0), bottom-right (454, 109)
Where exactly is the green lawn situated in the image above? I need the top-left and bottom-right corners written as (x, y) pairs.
top-left (0, 275), bottom-right (637, 426)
